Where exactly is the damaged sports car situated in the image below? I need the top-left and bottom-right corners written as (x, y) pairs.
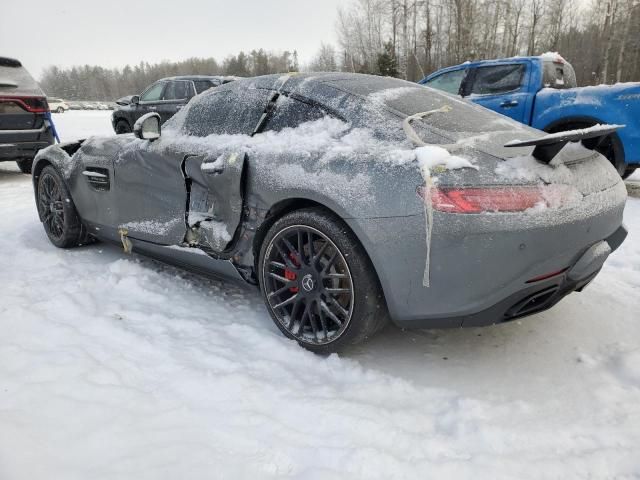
top-left (32, 73), bottom-right (628, 352)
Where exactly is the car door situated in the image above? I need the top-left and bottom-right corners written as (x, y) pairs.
top-left (180, 86), bottom-right (270, 252)
top-left (110, 84), bottom-right (269, 252)
top-left (464, 63), bottom-right (531, 123)
top-left (156, 80), bottom-right (192, 123)
top-left (422, 68), bottom-right (468, 95)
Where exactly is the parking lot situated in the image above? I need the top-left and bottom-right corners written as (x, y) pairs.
top-left (0, 111), bottom-right (639, 478)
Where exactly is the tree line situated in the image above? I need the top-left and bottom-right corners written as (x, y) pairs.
top-left (321, 0), bottom-right (640, 85)
top-left (40, 0), bottom-right (639, 100)
top-left (40, 50), bottom-right (299, 100)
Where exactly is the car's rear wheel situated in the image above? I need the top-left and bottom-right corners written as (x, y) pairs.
top-left (258, 208), bottom-right (387, 353)
top-left (115, 119), bottom-right (132, 134)
top-left (56, 107), bottom-right (64, 113)
top-left (37, 166), bottom-right (86, 248)
top-left (16, 158), bottom-right (33, 174)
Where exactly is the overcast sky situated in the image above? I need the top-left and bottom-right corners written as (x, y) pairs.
top-left (1, 0), bottom-right (344, 79)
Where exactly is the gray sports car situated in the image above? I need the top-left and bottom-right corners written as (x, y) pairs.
top-left (32, 73), bottom-right (627, 352)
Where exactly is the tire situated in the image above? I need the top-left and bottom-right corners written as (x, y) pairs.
top-left (16, 158), bottom-right (33, 174)
top-left (258, 207), bottom-right (388, 353)
top-left (114, 119), bottom-right (132, 134)
top-left (37, 166), bottom-right (87, 248)
top-left (56, 107), bottom-right (64, 113)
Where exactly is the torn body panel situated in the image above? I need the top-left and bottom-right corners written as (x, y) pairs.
top-left (183, 151), bottom-right (246, 252)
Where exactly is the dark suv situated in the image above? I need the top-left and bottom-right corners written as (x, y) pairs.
top-left (0, 57), bottom-right (54, 173)
top-left (111, 75), bottom-right (235, 134)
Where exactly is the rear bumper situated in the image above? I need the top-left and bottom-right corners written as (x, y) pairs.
top-left (0, 124), bottom-right (54, 161)
top-left (346, 179), bottom-right (628, 329)
top-left (0, 140), bottom-right (53, 160)
top-left (439, 225), bottom-right (626, 328)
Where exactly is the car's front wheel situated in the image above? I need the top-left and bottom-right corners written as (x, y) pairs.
top-left (56, 107), bottom-right (64, 113)
top-left (114, 119), bottom-right (132, 134)
top-left (259, 208), bottom-right (388, 353)
top-left (37, 166), bottom-right (87, 248)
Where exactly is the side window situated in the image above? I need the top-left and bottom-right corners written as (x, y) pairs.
top-left (425, 69), bottom-right (467, 95)
top-left (182, 87), bottom-right (270, 137)
top-left (193, 80), bottom-right (215, 94)
top-left (140, 82), bottom-right (165, 102)
top-left (263, 96), bottom-right (327, 132)
top-left (470, 64), bottom-right (525, 95)
top-left (163, 81), bottom-right (191, 100)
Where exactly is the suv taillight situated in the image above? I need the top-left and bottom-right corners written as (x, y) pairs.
top-left (0, 96), bottom-right (49, 113)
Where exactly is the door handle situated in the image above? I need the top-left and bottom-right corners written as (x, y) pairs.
top-left (500, 100), bottom-right (519, 108)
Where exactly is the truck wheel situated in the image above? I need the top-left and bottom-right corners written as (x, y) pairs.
top-left (623, 166), bottom-right (637, 180)
top-left (16, 158), bottom-right (33, 174)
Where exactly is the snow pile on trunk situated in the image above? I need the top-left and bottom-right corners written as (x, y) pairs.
top-left (415, 145), bottom-right (478, 173)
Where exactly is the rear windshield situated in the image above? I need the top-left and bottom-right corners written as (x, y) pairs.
top-left (542, 60), bottom-right (577, 89)
top-left (375, 84), bottom-right (529, 135)
top-left (351, 80), bottom-right (542, 157)
top-left (0, 65), bottom-right (42, 96)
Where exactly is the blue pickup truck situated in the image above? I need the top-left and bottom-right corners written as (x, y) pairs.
top-left (419, 54), bottom-right (640, 178)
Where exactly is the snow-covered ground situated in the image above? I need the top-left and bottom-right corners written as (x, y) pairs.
top-left (1, 111), bottom-right (639, 479)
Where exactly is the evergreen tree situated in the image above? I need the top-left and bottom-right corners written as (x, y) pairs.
top-left (377, 41), bottom-right (399, 77)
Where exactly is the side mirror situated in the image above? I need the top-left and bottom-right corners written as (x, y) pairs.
top-left (130, 95), bottom-right (140, 105)
top-left (133, 112), bottom-right (161, 141)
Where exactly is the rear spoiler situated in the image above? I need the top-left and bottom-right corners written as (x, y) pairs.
top-left (504, 124), bottom-right (624, 163)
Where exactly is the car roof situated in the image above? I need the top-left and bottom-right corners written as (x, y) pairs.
top-left (160, 75), bottom-right (236, 82)
top-left (0, 56), bottom-right (43, 96)
top-left (421, 54), bottom-right (569, 82)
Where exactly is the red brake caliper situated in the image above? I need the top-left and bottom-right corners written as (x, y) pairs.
top-left (284, 252), bottom-right (299, 293)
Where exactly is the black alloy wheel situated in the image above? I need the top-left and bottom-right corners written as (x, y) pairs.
top-left (37, 166), bottom-right (86, 248)
top-left (259, 208), bottom-right (388, 353)
top-left (263, 225), bottom-right (354, 345)
top-left (38, 171), bottom-right (66, 241)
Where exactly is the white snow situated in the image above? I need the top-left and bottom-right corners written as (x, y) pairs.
top-left (1, 111), bottom-right (640, 479)
top-left (415, 145), bottom-right (478, 172)
top-left (121, 218), bottom-right (182, 236)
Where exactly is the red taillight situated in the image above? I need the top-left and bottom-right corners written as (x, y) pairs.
top-left (417, 184), bottom-right (582, 213)
top-left (0, 95), bottom-right (49, 113)
top-left (418, 185), bottom-right (568, 214)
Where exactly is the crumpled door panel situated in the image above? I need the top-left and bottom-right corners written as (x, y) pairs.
top-left (184, 151), bottom-right (246, 252)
